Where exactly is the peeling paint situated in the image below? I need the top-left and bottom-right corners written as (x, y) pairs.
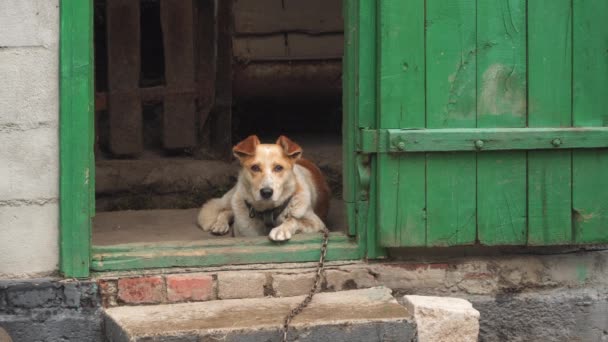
top-left (478, 63), bottom-right (526, 117)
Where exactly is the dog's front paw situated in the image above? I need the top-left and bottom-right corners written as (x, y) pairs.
top-left (209, 221), bottom-right (230, 235)
top-left (269, 226), bottom-right (292, 241)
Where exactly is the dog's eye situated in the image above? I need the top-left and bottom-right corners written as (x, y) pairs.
top-left (273, 165), bottom-right (284, 172)
top-left (251, 164), bottom-right (261, 172)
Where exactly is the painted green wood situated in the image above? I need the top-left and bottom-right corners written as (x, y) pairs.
top-left (360, 127), bottom-right (608, 153)
top-left (60, 0), bottom-right (94, 278)
top-left (527, 0), bottom-right (573, 245)
top-left (91, 234), bottom-right (359, 271)
top-left (477, 0), bottom-right (527, 245)
top-left (357, 0), bottom-right (385, 258)
top-left (425, 0), bottom-right (477, 246)
top-left (355, 0), bottom-right (375, 131)
top-left (343, 0), bottom-right (357, 236)
top-left (572, 0), bottom-right (608, 244)
top-left (376, 0), bottom-right (426, 247)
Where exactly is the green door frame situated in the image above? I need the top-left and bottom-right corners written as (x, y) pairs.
top-left (59, 0), bottom-right (378, 278)
top-left (59, 0), bottom-right (95, 278)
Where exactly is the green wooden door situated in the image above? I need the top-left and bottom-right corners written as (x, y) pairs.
top-left (368, 0), bottom-right (608, 247)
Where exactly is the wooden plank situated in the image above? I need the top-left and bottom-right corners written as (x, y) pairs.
top-left (160, 0), bottom-right (197, 149)
top-left (195, 0), bottom-right (216, 129)
top-left (287, 34), bottom-right (344, 59)
top-left (376, 0), bottom-right (426, 247)
top-left (93, 232), bottom-right (351, 252)
top-left (233, 35), bottom-right (287, 60)
top-left (425, 0), bottom-right (477, 246)
top-left (234, 0), bottom-right (343, 34)
top-left (106, 0), bottom-right (143, 155)
top-left (476, 0), bottom-right (527, 245)
top-left (91, 234), bottom-right (359, 271)
top-left (233, 34), bottom-right (344, 61)
top-left (342, 0), bottom-right (357, 236)
top-left (204, 0), bottom-right (233, 159)
top-left (572, 0), bottom-right (608, 244)
top-left (60, 0), bottom-right (94, 278)
top-left (96, 86), bottom-right (199, 111)
top-left (360, 127), bottom-right (608, 153)
top-left (233, 62), bottom-right (342, 99)
top-left (233, 0), bottom-right (283, 34)
top-left (354, 0), bottom-right (386, 257)
top-left (527, 0), bottom-right (573, 245)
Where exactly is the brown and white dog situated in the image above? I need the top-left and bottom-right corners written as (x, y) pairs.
top-left (197, 135), bottom-right (330, 241)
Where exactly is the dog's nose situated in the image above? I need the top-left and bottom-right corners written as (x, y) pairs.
top-left (260, 188), bottom-right (273, 199)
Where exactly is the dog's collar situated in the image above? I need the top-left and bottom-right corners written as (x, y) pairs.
top-left (245, 196), bottom-right (292, 230)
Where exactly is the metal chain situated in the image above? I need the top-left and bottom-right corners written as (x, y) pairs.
top-left (281, 227), bottom-right (329, 342)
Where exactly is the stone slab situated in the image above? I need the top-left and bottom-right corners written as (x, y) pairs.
top-left (403, 295), bottom-right (480, 342)
top-left (104, 287), bottom-right (414, 342)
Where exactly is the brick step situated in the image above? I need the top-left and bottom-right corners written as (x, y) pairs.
top-left (103, 287), bottom-right (415, 342)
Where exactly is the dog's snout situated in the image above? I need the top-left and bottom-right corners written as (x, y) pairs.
top-left (260, 187), bottom-right (273, 199)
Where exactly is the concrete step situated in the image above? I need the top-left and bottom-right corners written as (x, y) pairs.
top-left (104, 287), bottom-right (415, 342)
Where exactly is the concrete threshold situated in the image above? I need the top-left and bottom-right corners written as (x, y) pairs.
top-left (104, 286), bottom-right (415, 342)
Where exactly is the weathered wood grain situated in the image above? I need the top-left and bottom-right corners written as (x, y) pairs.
top-left (160, 0), bottom-right (197, 149)
top-left (377, 0), bottom-right (426, 247)
top-left (106, 0), bottom-right (143, 155)
top-left (476, 0), bottom-right (527, 246)
top-left (195, 0), bottom-right (216, 133)
top-left (572, 0), bottom-right (608, 243)
top-left (234, 0), bottom-right (343, 34)
top-left (527, 0), bottom-right (573, 245)
top-left (425, 0), bottom-right (477, 246)
top-left (360, 128), bottom-right (608, 153)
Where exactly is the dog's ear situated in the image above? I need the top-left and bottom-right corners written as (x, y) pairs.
top-left (233, 135), bottom-right (260, 161)
top-left (276, 135), bottom-right (302, 160)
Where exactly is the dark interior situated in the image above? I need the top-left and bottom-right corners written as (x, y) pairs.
top-left (92, 0), bottom-right (345, 245)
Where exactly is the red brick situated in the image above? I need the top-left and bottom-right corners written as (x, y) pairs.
top-left (166, 274), bottom-right (215, 302)
top-left (117, 276), bottom-right (164, 304)
top-left (98, 279), bottom-right (118, 307)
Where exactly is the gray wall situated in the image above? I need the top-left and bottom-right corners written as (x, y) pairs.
top-left (0, 0), bottom-right (60, 277)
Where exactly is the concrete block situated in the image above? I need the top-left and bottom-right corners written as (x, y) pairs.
top-left (166, 273), bottom-right (215, 302)
top-left (272, 273), bottom-right (316, 297)
top-left (324, 269), bottom-right (377, 291)
top-left (1, 312), bottom-right (102, 342)
top-left (62, 283), bottom-right (81, 308)
top-left (0, 204), bottom-right (59, 276)
top-left (0, 47), bottom-right (59, 126)
top-left (5, 283), bottom-right (59, 309)
top-left (104, 287), bottom-right (415, 342)
top-left (217, 272), bottom-right (266, 299)
top-left (117, 277), bottom-right (164, 304)
top-left (0, 0), bottom-right (59, 47)
top-left (472, 288), bottom-right (608, 342)
top-left (403, 295), bottom-right (480, 342)
top-left (372, 263), bottom-right (447, 291)
top-left (0, 127), bottom-right (58, 200)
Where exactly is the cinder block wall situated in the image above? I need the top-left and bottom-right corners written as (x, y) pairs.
top-left (0, 0), bottom-right (60, 277)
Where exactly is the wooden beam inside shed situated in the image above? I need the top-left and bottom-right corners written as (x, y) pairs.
top-left (160, 0), bottom-right (197, 149)
top-left (106, 0), bottom-right (143, 155)
top-left (205, 0), bottom-right (233, 159)
top-left (195, 0), bottom-right (217, 130)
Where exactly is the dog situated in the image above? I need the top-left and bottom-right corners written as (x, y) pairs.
top-left (197, 135), bottom-right (330, 241)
